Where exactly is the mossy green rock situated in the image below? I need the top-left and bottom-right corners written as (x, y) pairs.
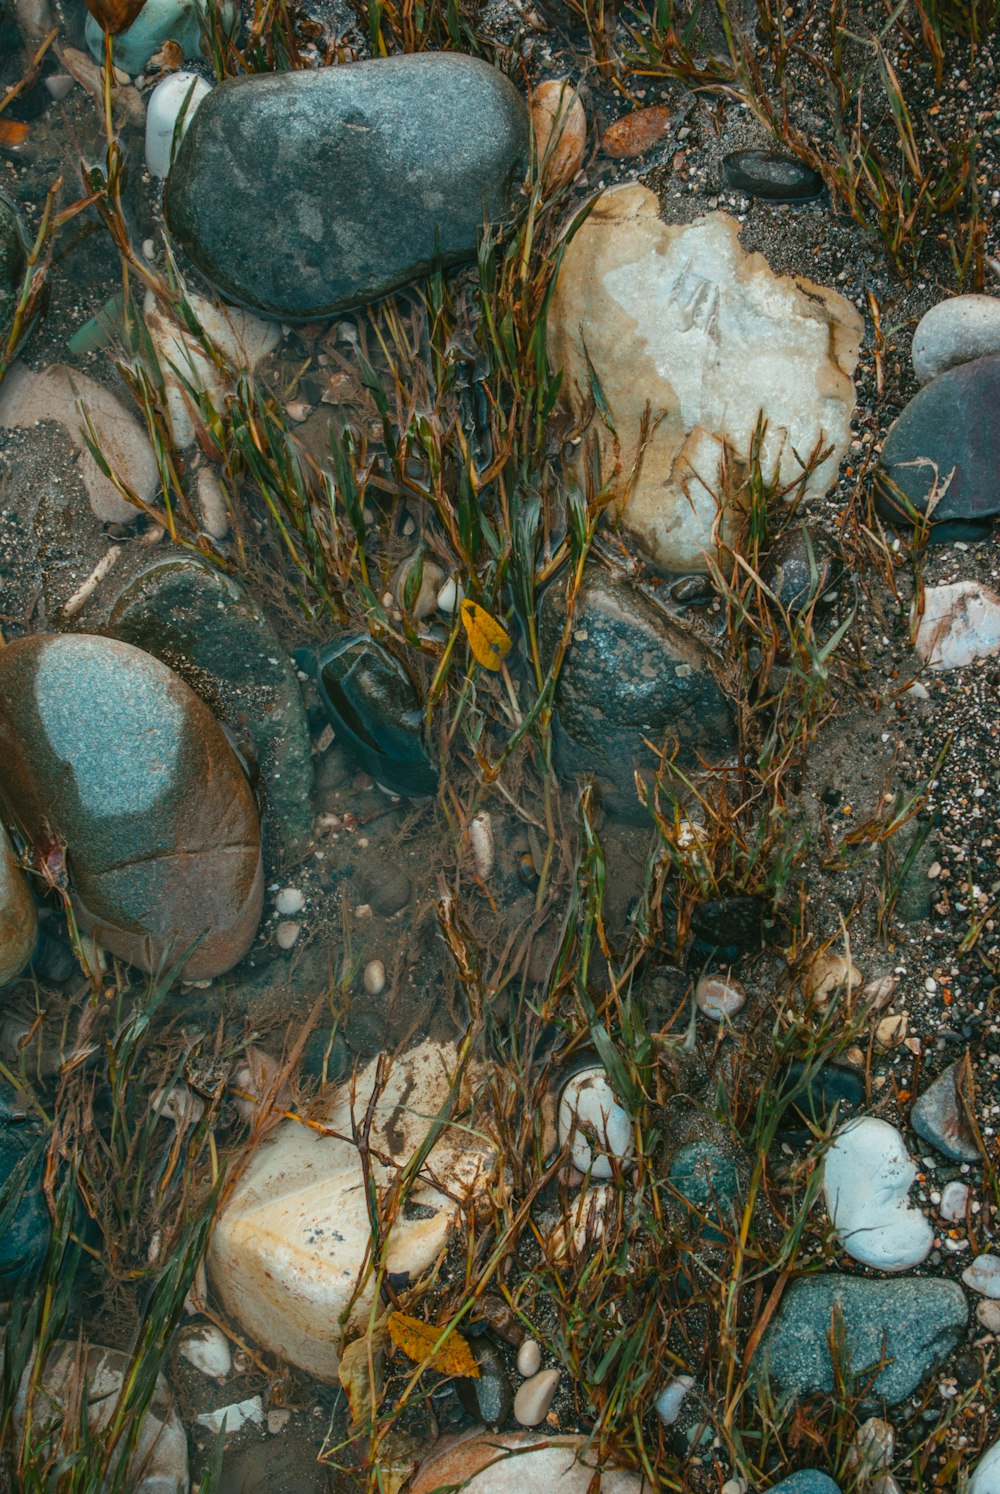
top-left (108, 558), bottom-right (313, 862)
top-left (759, 1275), bottom-right (967, 1405)
top-left (0, 633), bottom-right (263, 980)
top-left (164, 54), bottom-right (529, 319)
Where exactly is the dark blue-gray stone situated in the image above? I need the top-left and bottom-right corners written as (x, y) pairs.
top-left (759, 1274), bottom-right (967, 1405)
top-left (876, 355), bottom-right (1000, 533)
top-left (538, 568), bottom-right (735, 823)
top-left (314, 635), bottom-right (437, 798)
top-left (108, 557), bottom-right (313, 862)
top-left (456, 1338), bottom-right (514, 1427)
top-left (723, 149), bottom-right (824, 202)
top-left (164, 54), bottom-right (529, 319)
top-left (769, 1474), bottom-right (841, 1494)
top-left (0, 633), bottom-right (263, 980)
top-left (0, 1118), bottom-right (50, 1288)
top-left (910, 1062), bottom-right (980, 1163)
top-left (667, 1140), bottom-right (740, 1242)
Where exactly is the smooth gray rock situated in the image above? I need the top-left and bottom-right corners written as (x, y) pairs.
top-left (913, 295), bottom-right (1000, 386)
top-left (759, 1274), bottom-right (967, 1405)
top-left (108, 557), bottom-right (314, 862)
top-left (164, 55), bottom-right (529, 320)
top-left (539, 568), bottom-right (735, 822)
top-left (723, 149), bottom-right (823, 202)
top-left (910, 1062), bottom-right (980, 1163)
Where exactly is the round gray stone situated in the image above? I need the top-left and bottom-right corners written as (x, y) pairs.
top-left (912, 295), bottom-right (1000, 386)
top-left (164, 54), bottom-right (529, 320)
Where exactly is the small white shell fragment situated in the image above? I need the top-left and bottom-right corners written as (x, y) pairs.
top-left (151, 1084), bottom-right (205, 1130)
top-left (436, 577), bottom-right (465, 613)
top-left (178, 1323), bottom-right (232, 1380)
top-left (516, 1338), bottom-right (541, 1378)
top-left (195, 1396), bottom-right (264, 1434)
top-left (468, 811), bottom-right (495, 880)
top-left (363, 959), bottom-right (386, 997)
top-left (962, 1254), bottom-right (1000, 1299)
top-left (275, 921), bottom-right (301, 950)
top-left (557, 1068), bottom-right (633, 1178)
top-left (940, 1180), bottom-right (970, 1223)
top-left (694, 973), bottom-right (745, 1021)
top-left (276, 887), bottom-right (305, 915)
top-left (145, 71), bottom-right (212, 179)
top-left (654, 1374), bottom-right (695, 1427)
top-left (513, 1368), bottom-right (559, 1427)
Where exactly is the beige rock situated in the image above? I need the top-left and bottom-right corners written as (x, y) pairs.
top-left (209, 1039), bottom-right (495, 1380)
top-left (0, 363), bottom-right (157, 524)
top-left (531, 80), bottom-right (586, 189)
top-left (410, 1431), bottom-right (649, 1493)
top-left (0, 822), bottom-right (36, 987)
top-left (548, 187), bottom-right (861, 571)
top-left (514, 1367), bottom-right (560, 1427)
top-left (806, 950), bottom-right (863, 1008)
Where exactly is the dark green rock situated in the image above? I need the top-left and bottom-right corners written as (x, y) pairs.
top-left (689, 894), bottom-right (765, 962)
top-left (0, 1120), bottom-right (50, 1288)
top-left (108, 557), bottom-right (313, 863)
top-left (761, 525), bottom-right (841, 616)
top-left (876, 355), bottom-right (1000, 533)
top-left (667, 1140), bottom-right (740, 1243)
top-left (777, 1060), bottom-right (864, 1144)
top-left (539, 568), bottom-right (735, 823)
top-left (770, 1475), bottom-right (841, 1494)
top-left (457, 1339), bottom-right (514, 1426)
top-left (759, 1275), bottom-right (967, 1405)
top-left (723, 149), bottom-right (824, 202)
top-left (910, 1062), bottom-right (980, 1163)
top-left (0, 633), bottom-right (263, 981)
top-left (164, 55), bottom-right (529, 320)
top-left (0, 190), bottom-right (27, 346)
top-left (314, 635), bottom-right (437, 798)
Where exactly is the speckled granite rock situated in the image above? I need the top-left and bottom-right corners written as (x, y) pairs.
top-left (0, 633), bottom-right (262, 980)
top-left (164, 54), bottom-right (529, 319)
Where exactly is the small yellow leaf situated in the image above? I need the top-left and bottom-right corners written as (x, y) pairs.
top-left (387, 1311), bottom-right (479, 1377)
top-left (460, 599), bottom-right (512, 672)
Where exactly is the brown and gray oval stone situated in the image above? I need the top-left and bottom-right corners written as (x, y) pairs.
top-left (164, 54), bottom-right (529, 320)
top-left (0, 822), bottom-right (36, 987)
top-left (0, 633), bottom-right (262, 980)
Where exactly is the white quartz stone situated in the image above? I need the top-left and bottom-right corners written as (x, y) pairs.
top-left (178, 1322), bottom-right (232, 1379)
top-left (963, 1254), bottom-right (1000, 1299)
top-left (823, 1116), bottom-right (933, 1271)
top-left (913, 581), bottom-right (1000, 672)
top-left (970, 1438), bottom-right (1000, 1494)
top-left (145, 71), bottom-right (211, 179)
top-left (558, 1068), bottom-right (633, 1178)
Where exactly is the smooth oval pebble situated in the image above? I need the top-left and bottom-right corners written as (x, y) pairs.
top-left (970, 1438), bottom-right (1000, 1494)
top-left (723, 148), bottom-right (824, 201)
top-left (694, 973), bottom-right (745, 1021)
top-left (823, 1116), bottom-right (932, 1271)
top-left (977, 1299), bottom-right (1000, 1334)
top-left (275, 887), bottom-right (305, 916)
top-left (363, 959), bottom-right (386, 997)
top-left (516, 1337), bottom-right (541, 1377)
top-left (275, 921), bottom-right (301, 950)
top-left (602, 105), bottom-right (671, 158)
top-left (962, 1254), bottom-right (1000, 1299)
top-left (531, 79), bottom-right (586, 188)
top-left (178, 1323), bottom-right (232, 1379)
top-left (436, 577), bottom-right (464, 614)
top-left (558, 1068), bottom-right (633, 1178)
top-left (654, 1373), bottom-right (694, 1426)
top-left (513, 1367), bottom-right (559, 1426)
top-left (912, 294), bottom-right (1000, 386)
top-left (940, 1180), bottom-right (970, 1222)
top-left (165, 55), bottom-right (529, 319)
top-left (145, 71), bottom-right (211, 178)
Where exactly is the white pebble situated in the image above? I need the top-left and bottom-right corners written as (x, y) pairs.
top-left (654, 1374), bottom-right (694, 1426)
top-left (195, 1396), bottom-right (264, 1434)
top-left (363, 959), bottom-right (386, 997)
top-left (976, 1299), bottom-right (1000, 1334)
top-left (468, 811), bottom-right (495, 879)
top-left (267, 1408), bottom-right (291, 1434)
top-left (516, 1338), bottom-right (541, 1378)
top-left (940, 1180), bottom-right (970, 1222)
top-left (558, 1068), bottom-right (633, 1178)
top-left (695, 973), bottom-right (745, 1021)
top-left (436, 577), bottom-right (465, 613)
top-left (962, 1253), bottom-right (1000, 1298)
top-left (196, 466), bottom-right (229, 539)
top-left (513, 1367), bottom-right (559, 1427)
top-left (275, 921), bottom-right (301, 950)
top-left (276, 887), bottom-right (305, 915)
top-left (178, 1323), bottom-right (232, 1380)
top-left (145, 71), bottom-right (212, 178)
top-left (823, 1117), bottom-right (932, 1271)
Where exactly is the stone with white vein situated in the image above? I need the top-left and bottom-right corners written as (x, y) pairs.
top-left (912, 581), bottom-right (1000, 672)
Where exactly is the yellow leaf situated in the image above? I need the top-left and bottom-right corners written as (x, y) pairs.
top-left (338, 1321), bottom-right (386, 1426)
top-left (386, 1311), bottom-right (480, 1378)
top-left (460, 599), bottom-right (512, 673)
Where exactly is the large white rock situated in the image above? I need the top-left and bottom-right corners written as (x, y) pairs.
top-left (209, 1039), bottom-right (495, 1380)
top-left (912, 294), bottom-right (1000, 385)
top-left (12, 1341), bottom-right (188, 1493)
top-left (971, 1439), bottom-right (1000, 1494)
top-left (410, 1431), bottom-right (649, 1493)
top-left (0, 363), bottom-right (158, 524)
top-left (548, 186), bottom-right (861, 572)
top-left (142, 286), bottom-right (279, 448)
top-left (145, 71), bottom-right (212, 179)
top-left (823, 1116), bottom-right (932, 1271)
top-left (913, 581), bottom-right (1000, 671)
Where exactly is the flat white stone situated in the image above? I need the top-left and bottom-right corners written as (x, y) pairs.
top-left (823, 1116), bottom-right (933, 1271)
top-left (912, 295), bottom-right (1000, 385)
top-left (963, 1254), bottom-right (1000, 1299)
top-left (178, 1322), bottom-right (232, 1379)
top-left (558, 1068), bottom-right (633, 1178)
top-left (913, 582), bottom-right (1000, 671)
top-left (548, 187), bottom-right (861, 572)
top-left (195, 1396), bottom-right (263, 1434)
top-left (654, 1374), bottom-right (695, 1426)
top-left (0, 363), bottom-right (158, 524)
top-left (410, 1432), bottom-right (648, 1493)
top-left (970, 1438), bottom-right (1000, 1494)
top-left (940, 1180), bottom-right (970, 1222)
top-left (209, 1039), bottom-right (494, 1380)
top-left (976, 1300), bottom-right (1000, 1334)
top-left (145, 71), bottom-right (211, 179)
